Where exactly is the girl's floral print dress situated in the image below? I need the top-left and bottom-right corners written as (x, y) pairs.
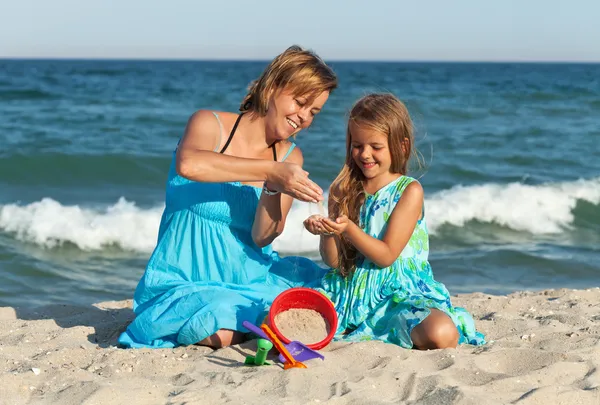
top-left (316, 176), bottom-right (485, 348)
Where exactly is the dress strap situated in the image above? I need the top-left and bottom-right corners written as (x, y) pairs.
top-left (280, 143), bottom-right (296, 162)
top-left (211, 112), bottom-right (225, 152)
top-left (219, 112), bottom-right (278, 163)
top-left (395, 176), bottom-right (414, 194)
top-left (270, 142), bottom-right (296, 162)
top-left (219, 113), bottom-right (243, 154)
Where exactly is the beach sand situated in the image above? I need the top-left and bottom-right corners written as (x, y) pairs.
top-left (1, 288), bottom-right (599, 405)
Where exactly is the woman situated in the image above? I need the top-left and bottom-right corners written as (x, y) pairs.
top-left (118, 45), bottom-right (338, 349)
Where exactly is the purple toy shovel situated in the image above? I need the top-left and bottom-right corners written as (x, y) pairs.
top-left (242, 321), bottom-right (325, 363)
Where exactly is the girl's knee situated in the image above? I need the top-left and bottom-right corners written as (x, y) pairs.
top-left (428, 321), bottom-right (459, 349)
top-left (411, 310), bottom-right (459, 350)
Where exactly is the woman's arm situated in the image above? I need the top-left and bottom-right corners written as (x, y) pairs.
top-left (176, 110), bottom-right (323, 202)
top-left (251, 147), bottom-right (304, 248)
top-left (320, 181), bottom-right (424, 268)
top-left (176, 110), bottom-right (275, 183)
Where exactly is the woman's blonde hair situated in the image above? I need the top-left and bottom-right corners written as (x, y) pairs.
top-left (330, 93), bottom-right (416, 277)
top-left (240, 45), bottom-right (337, 115)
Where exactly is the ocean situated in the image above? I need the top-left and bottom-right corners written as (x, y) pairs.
top-left (1, 59), bottom-right (599, 308)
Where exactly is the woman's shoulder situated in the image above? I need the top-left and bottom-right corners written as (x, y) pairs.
top-left (176, 110), bottom-right (233, 153)
top-left (187, 109), bottom-right (238, 128)
top-left (182, 110), bottom-right (240, 149)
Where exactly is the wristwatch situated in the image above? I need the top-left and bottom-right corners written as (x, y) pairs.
top-left (262, 182), bottom-right (280, 196)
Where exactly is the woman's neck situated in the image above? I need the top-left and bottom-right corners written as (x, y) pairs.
top-left (238, 112), bottom-right (277, 153)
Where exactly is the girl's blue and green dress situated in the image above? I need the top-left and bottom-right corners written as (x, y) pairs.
top-left (316, 176), bottom-right (486, 348)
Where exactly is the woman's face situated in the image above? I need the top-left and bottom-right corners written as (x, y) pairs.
top-left (265, 88), bottom-right (330, 141)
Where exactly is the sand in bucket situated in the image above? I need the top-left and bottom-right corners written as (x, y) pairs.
top-left (274, 308), bottom-right (331, 345)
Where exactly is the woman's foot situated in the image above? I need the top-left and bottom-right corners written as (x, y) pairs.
top-left (196, 329), bottom-right (246, 349)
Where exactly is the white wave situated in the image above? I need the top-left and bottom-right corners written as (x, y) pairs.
top-left (426, 177), bottom-right (600, 234)
top-left (0, 197), bottom-right (163, 252)
top-left (1, 177), bottom-right (598, 253)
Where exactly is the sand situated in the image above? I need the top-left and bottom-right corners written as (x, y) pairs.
top-left (274, 308), bottom-right (330, 345)
top-left (1, 288), bottom-right (600, 405)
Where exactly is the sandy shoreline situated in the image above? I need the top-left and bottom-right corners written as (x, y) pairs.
top-left (1, 288), bottom-right (599, 405)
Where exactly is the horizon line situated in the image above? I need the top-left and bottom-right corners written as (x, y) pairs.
top-left (1, 56), bottom-right (600, 64)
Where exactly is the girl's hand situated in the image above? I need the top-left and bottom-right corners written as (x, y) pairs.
top-left (303, 215), bottom-right (328, 235)
top-left (320, 215), bottom-right (350, 236)
top-left (266, 162), bottom-right (323, 203)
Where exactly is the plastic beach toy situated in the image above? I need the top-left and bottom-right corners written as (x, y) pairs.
top-left (242, 320), bottom-right (324, 363)
top-left (244, 338), bottom-right (273, 366)
top-left (260, 323), bottom-right (306, 370)
top-left (269, 287), bottom-right (338, 350)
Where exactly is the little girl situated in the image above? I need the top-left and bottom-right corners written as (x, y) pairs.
top-left (304, 93), bottom-right (485, 349)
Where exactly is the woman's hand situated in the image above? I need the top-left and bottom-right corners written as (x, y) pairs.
top-left (266, 162), bottom-right (323, 203)
top-left (319, 215), bottom-right (350, 236)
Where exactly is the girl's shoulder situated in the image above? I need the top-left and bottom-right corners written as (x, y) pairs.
top-left (387, 176), bottom-right (423, 206)
top-left (392, 175), bottom-right (421, 195)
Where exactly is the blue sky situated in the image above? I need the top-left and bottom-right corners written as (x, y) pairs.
top-left (1, 0), bottom-right (599, 61)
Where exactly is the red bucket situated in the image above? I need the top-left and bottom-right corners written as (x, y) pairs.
top-left (268, 287), bottom-right (338, 350)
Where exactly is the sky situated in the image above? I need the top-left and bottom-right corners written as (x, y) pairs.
top-left (1, 0), bottom-right (599, 62)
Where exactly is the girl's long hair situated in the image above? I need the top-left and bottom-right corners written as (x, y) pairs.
top-left (330, 93), bottom-right (416, 276)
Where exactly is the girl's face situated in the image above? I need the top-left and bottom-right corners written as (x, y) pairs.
top-left (265, 88), bottom-right (329, 142)
top-left (350, 122), bottom-right (393, 181)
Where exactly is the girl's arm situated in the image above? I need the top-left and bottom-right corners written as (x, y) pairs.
top-left (319, 188), bottom-right (342, 267)
top-left (321, 181), bottom-right (424, 268)
top-left (303, 185), bottom-right (341, 267)
top-left (319, 234), bottom-right (340, 268)
top-left (176, 110), bottom-right (323, 202)
top-left (252, 147), bottom-right (304, 248)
